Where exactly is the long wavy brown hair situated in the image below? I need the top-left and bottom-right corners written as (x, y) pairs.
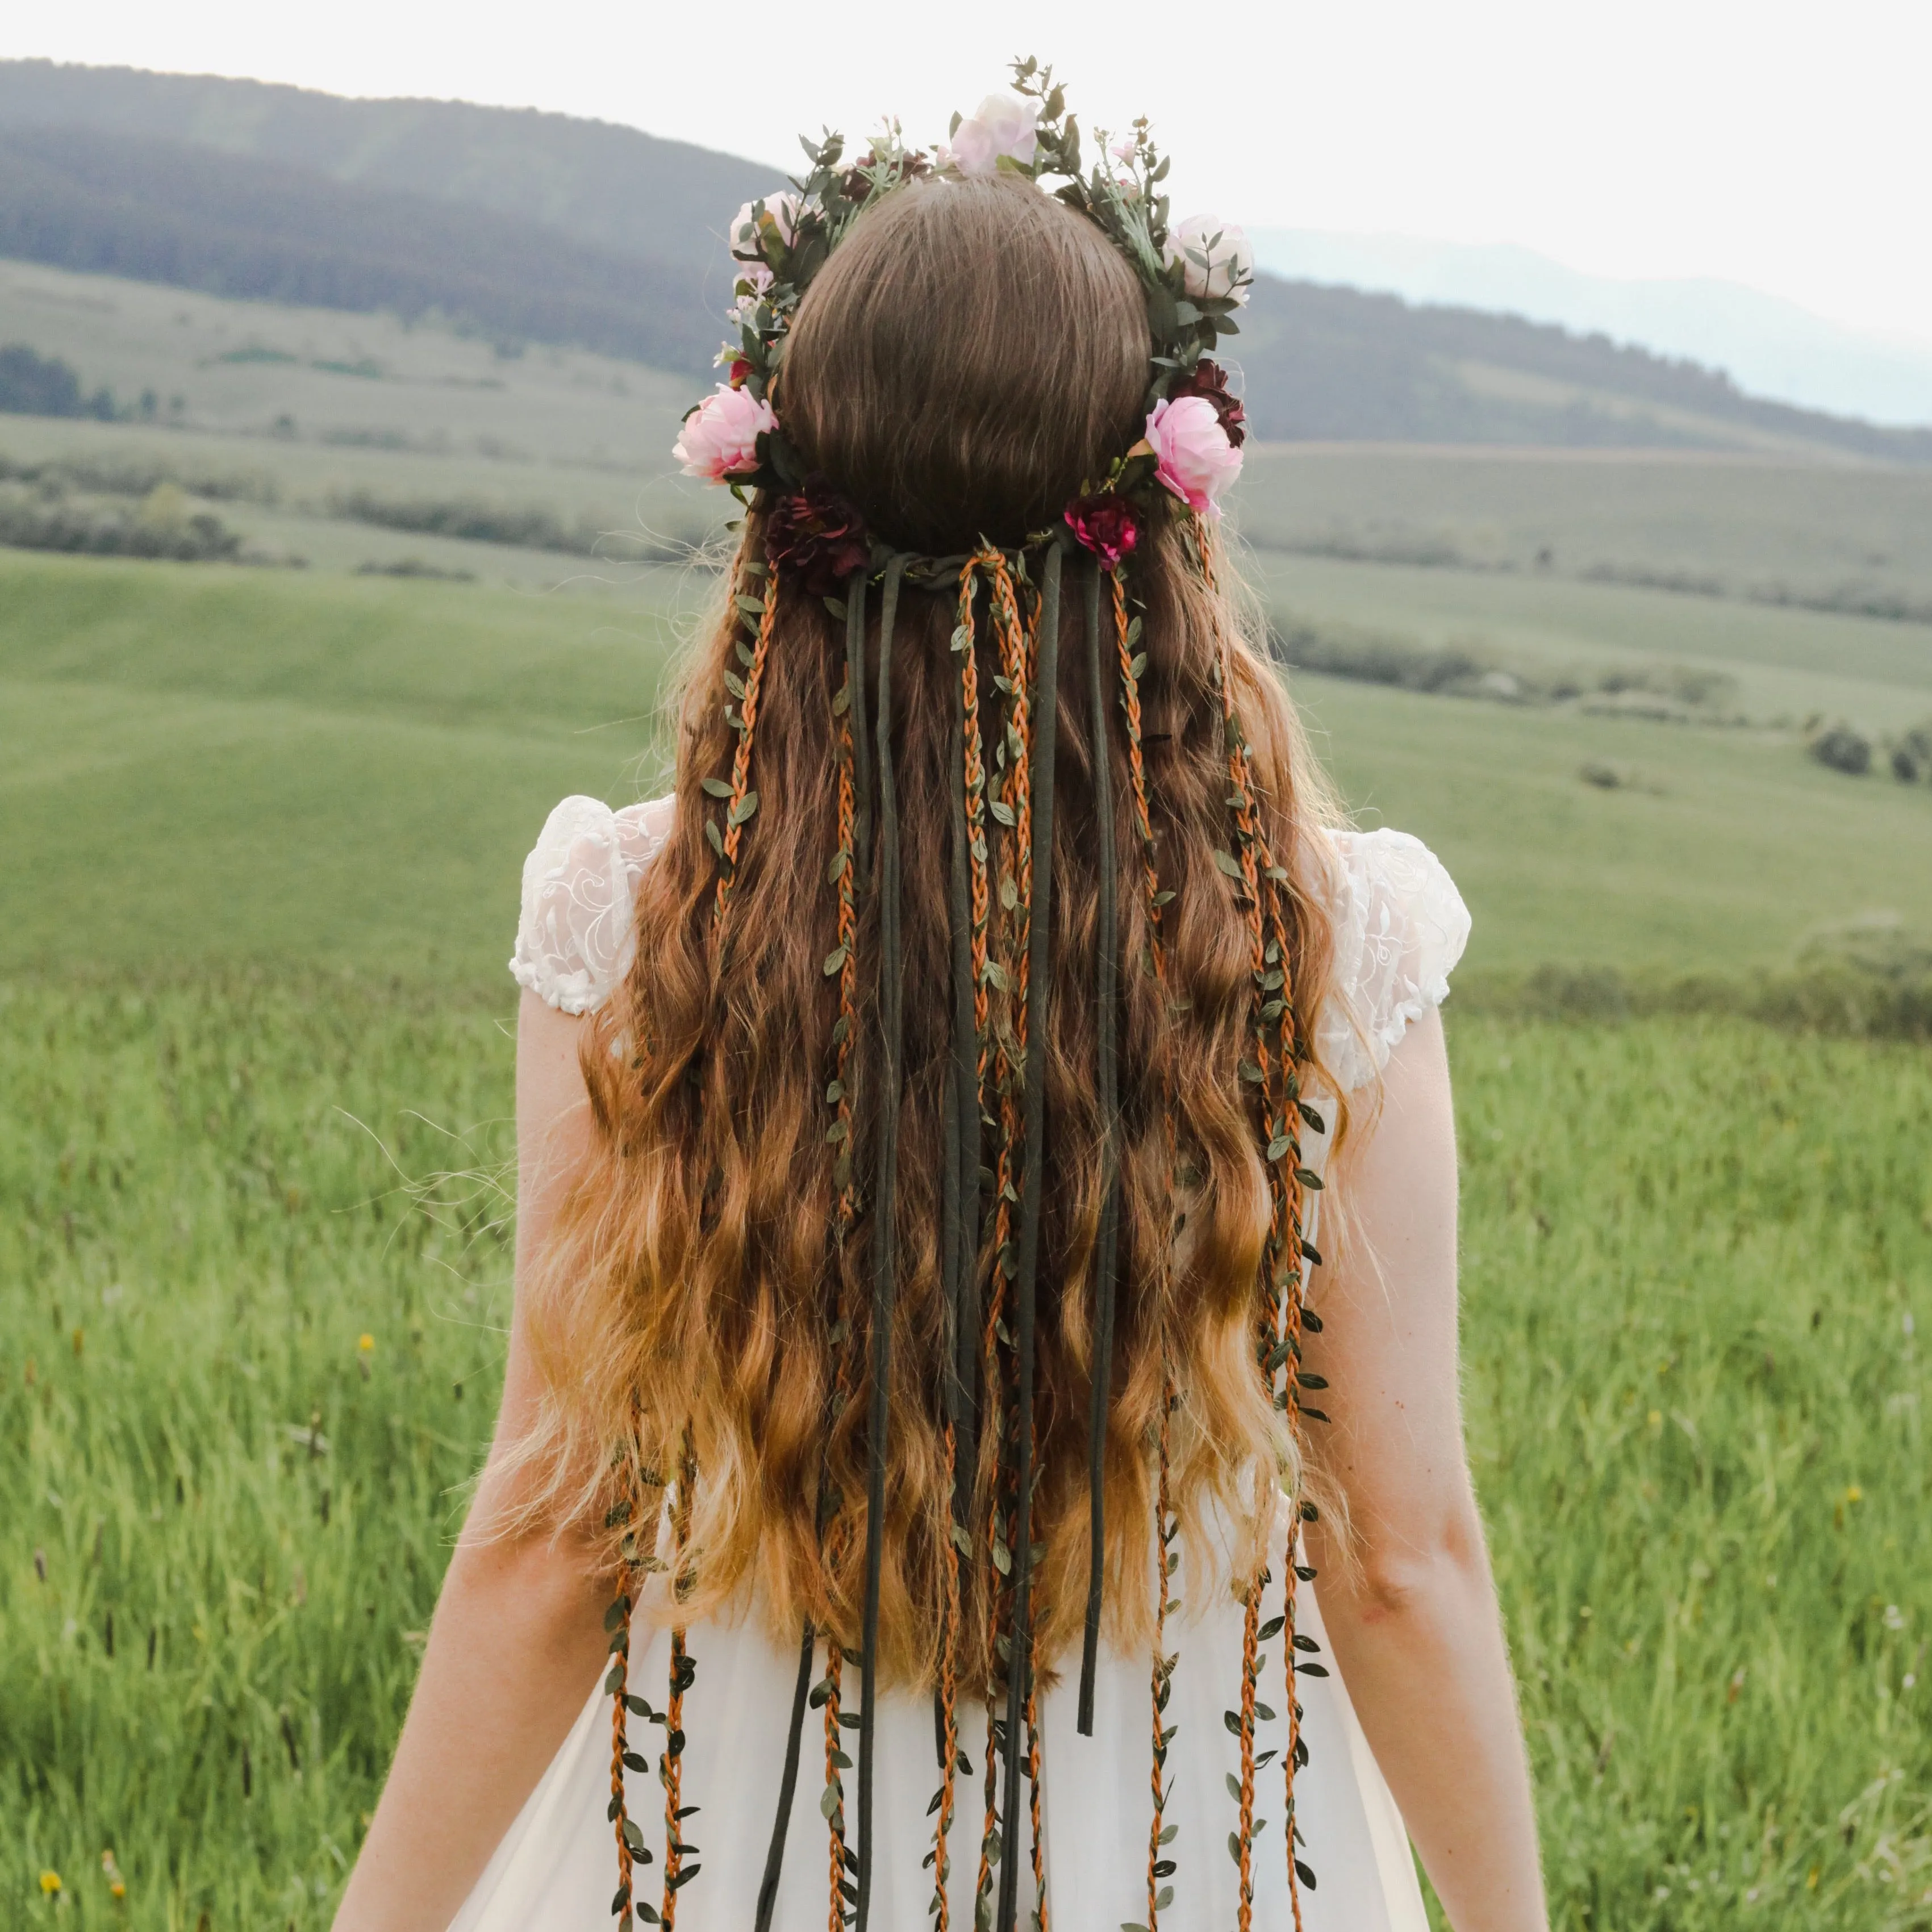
top-left (510, 176), bottom-right (1342, 1689)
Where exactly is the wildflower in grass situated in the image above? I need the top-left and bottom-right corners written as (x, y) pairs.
top-left (358, 1332), bottom-right (374, 1381)
top-left (39, 1869), bottom-right (61, 1895)
top-left (101, 1849), bottom-right (124, 1898)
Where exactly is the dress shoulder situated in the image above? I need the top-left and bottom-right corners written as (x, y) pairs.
top-left (1313, 827), bottom-right (1471, 1092)
top-left (508, 794), bottom-right (674, 1015)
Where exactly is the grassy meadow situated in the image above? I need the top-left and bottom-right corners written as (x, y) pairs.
top-left (5, 263), bottom-right (1932, 1925)
top-left (5, 985), bottom-right (1928, 1929)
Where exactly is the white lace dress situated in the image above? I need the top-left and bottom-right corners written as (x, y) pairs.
top-left (464, 796), bottom-right (1471, 1932)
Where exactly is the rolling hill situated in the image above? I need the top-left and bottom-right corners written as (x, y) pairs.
top-left (4, 59), bottom-right (1931, 462)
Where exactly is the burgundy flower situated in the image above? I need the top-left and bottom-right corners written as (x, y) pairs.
top-left (1168, 358), bottom-right (1247, 448)
top-left (766, 474), bottom-right (870, 596)
top-left (1065, 492), bottom-right (1145, 569)
top-left (841, 148), bottom-right (932, 205)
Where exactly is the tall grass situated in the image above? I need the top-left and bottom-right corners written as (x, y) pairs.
top-left (1454, 1016), bottom-right (1931, 1928)
top-left (1, 975), bottom-right (511, 1929)
top-left (3, 979), bottom-right (1927, 1926)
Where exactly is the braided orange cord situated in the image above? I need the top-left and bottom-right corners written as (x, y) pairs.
top-left (932, 1422), bottom-right (963, 1930)
top-left (1146, 1371), bottom-right (1178, 1932)
top-left (831, 716), bottom-right (863, 1230)
top-left (659, 1430), bottom-right (699, 1927)
top-left (713, 569), bottom-right (779, 925)
top-left (1108, 566), bottom-right (1184, 1932)
top-left (1026, 1631), bottom-right (1048, 1932)
top-left (975, 550), bottom-right (1034, 1921)
top-left (608, 1578), bottom-right (636, 1924)
top-left (955, 565), bottom-right (993, 1078)
top-left (1195, 515), bottom-right (1314, 1927)
top-left (821, 1537), bottom-right (852, 1932)
top-left (1112, 571), bottom-right (1166, 982)
top-left (605, 1438), bottom-right (666, 1926)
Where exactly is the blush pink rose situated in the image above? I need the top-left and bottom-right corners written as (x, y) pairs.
top-left (729, 192), bottom-right (800, 263)
top-left (946, 93), bottom-right (1041, 177)
top-left (673, 384), bottom-right (776, 481)
top-left (1145, 395), bottom-right (1243, 516)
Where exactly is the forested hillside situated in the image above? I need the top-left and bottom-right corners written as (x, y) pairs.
top-left (3, 60), bottom-right (1929, 460)
top-left (0, 123), bottom-right (724, 374)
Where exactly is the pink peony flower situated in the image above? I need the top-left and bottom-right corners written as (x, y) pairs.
top-left (1163, 213), bottom-right (1255, 306)
top-left (946, 93), bottom-right (1041, 177)
top-left (729, 193), bottom-right (800, 264)
top-left (673, 384), bottom-right (775, 482)
top-left (1144, 396), bottom-right (1242, 516)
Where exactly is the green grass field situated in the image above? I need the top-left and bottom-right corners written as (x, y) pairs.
top-left (4, 982), bottom-right (1927, 1929)
top-left (5, 548), bottom-right (1928, 987)
top-left (3, 401), bottom-right (1930, 1928)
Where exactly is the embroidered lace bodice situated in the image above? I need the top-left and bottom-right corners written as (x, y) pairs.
top-left (508, 792), bottom-right (1470, 1091)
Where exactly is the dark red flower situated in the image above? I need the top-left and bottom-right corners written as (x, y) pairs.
top-left (724, 355), bottom-right (753, 390)
top-left (841, 148), bottom-right (932, 205)
top-left (1169, 358), bottom-right (1247, 448)
top-left (766, 474), bottom-right (870, 596)
top-left (1065, 492), bottom-right (1145, 569)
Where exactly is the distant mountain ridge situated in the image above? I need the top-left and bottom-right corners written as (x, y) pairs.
top-left (3, 60), bottom-right (1929, 464)
top-left (1248, 228), bottom-right (1932, 430)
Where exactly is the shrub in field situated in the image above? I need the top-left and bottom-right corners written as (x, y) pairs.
top-left (1806, 719), bottom-right (1872, 776)
top-left (0, 483), bottom-right (243, 562)
top-left (0, 343), bottom-right (118, 421)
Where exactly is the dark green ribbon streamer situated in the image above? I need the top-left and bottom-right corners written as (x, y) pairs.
top-left (754, 1621), bottom-right (817, 1932)
top-left (1077, 555), bottom-right (1120, 1737)
top-left (760, 562), bottom-right (875, 1932)
top-left (854, 552), bottom-right (907, 1932)
top-left (995, 539), bottom-right (1062, 1932)
top-left (936, 616), bottom-right (984, 1768)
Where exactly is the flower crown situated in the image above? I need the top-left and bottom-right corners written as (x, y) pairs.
top-left (671, 56), bottom-right (1253, 579)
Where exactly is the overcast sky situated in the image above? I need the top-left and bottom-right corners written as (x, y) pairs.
top-left (15, 0), bottom-right (1931, 345)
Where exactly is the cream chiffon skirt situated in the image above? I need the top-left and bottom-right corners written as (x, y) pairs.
top-left (449, 1513), bottom-right (1428, 1932)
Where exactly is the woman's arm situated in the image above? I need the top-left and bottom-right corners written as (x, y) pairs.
top-left (1302, 1006), bottom-right (1547, 1932)
top-left (332, 992), bottom-right (611, 1932)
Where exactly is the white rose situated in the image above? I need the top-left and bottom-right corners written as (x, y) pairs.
top-left (947, 93), bottom-right (1041, 178)
top-left (1163, 214), bottom-right (1254, 306)
top-left (729, 192), bottom-right (800, 264)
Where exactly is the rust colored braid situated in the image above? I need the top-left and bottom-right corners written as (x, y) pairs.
top-left (713, 567), bottom-right (779, 925)
top-left (660, 1428), bottom-right (699, 1928)
top-left (821, 1522), bottom-right (853, 1932)
top-left (955, 562), bottom-right (994, 1081)
top-left (815, 695), bottom-right (866, 1929)
top-left (1111, 565), bottom-right (1186, 1931)
top-left (1146, 1368), bottom-right (1179, 1932)
top-left (609, 1614), bottom-right (635, 1923)
top-left (604, 1423), bottom-right (667, 1927)
top-left (831, 709), bottom-right (863, 1232)
top-left (1026, 1629), bottom-right (1049, 1932)
top-left (1214, 626), bottom-right (1280, 1928)
top-left (1235, 1579), bottom-right (1263, 1932)
top-left (930, 1421), bottom-right (964, 1929)
top-left (975, 548), bottom-right (1034, 1921)
top-left (1195, 515), bottom-right (1316, 1925)
top-left (1112, 570), bottom-right (1166, 982)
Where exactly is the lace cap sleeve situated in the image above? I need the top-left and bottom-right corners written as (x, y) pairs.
top-left (508, 794), bottom-right (674, 1015)
top-left (1314, 827), bottom-right (1471, 1092)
